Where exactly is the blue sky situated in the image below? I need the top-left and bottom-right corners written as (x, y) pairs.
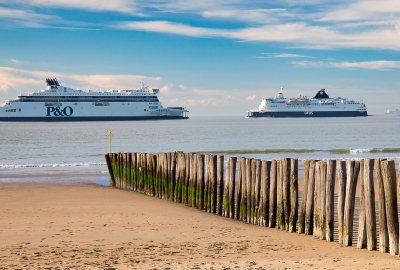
top-left (0, 0), bottom-right (399, 115)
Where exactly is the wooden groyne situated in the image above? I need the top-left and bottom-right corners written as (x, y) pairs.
top-left (105, 152), bottom-right (400, 256)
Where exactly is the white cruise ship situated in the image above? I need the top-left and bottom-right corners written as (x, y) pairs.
top-left (0, 78), bottom-right (188, 121)
top-left (247, 87), bottom-right (368, 118)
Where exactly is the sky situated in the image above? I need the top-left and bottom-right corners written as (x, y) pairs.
top-left (0, 0), bottom-right (399, 115)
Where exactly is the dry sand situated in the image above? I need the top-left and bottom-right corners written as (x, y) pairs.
top-left (1, 180), bottom-right (400, 269)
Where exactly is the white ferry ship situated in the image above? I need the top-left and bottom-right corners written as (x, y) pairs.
top-left (385, 109), bottom-right (400, 115)
top-left (0, 78), bottom-right (188, 121)
top-left (247, 88), bottom-right (367, 118)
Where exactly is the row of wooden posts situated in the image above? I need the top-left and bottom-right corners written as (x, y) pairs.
top-left (105, 152), bottom-right (400, 256)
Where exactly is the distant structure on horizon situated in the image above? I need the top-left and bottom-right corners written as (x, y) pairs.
top-left (385, 109), bottom-right (400, 115)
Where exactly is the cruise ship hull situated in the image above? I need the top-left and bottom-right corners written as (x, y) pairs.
top-left (0, 115), bottom-right (188, 122)
top-left (248, 111), bottom-right (368, 118)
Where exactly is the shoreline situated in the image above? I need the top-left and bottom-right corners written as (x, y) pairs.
top-left (1, 180), bottom-right (400, 269)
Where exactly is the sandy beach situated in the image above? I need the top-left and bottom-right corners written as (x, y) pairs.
top-left (1, 180), bottom-right (400, 269)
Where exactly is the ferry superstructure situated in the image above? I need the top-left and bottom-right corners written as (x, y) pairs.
top-left (247, 88), bottom-right (367, 118)
top-left (0, 79), bottom-right (188, 121)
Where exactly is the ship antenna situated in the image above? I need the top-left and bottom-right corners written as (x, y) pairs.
top-left (280, 87), bottom-right (283, 93)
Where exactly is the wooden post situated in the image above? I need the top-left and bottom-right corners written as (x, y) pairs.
top-left (357, 160), bottom-right (367, 249)
top-left (146, 154), bottom-right (152, 196)
top-left (319, 162), bottom-right (327, 240)
top-left (337, 160), bottom-right (346, 245)
top-left (276, 160), bottom-right (284, 229)
top-left (289, 158), bottom-right (298, 233)
top-left (112, 153), bottom-right (118, 188)
top-left (375, 159), bottom-right (389, 253)
top-left (162, 153), bottom-right (168, 198)
top-left (190, 153), bottom-right (197, 207)
top-left (229, 157), bottom-right (237, 219)
top-left (204, 155), bottom-right (210, 212)
top-left (125, 152), bottom-right (130, 190)
top-left (325, 159), bottom-right (336, 242)
top-left (116, 153), bottom-right (121, 189)
top-left (197, 154), bottom-right (204, 209)
top-left (381, 159), bottom-right (399, 255)
top-left (269, 160), bottom-right (277, 228)
top-left (105, 154), bottom-right (115, 187)
top-left (146, 153), bottom-right (151, 195)
top-left (298, 159), bottom-right (310, 234)
top-left (343, 160), bottom-right (360, 246)
top-left (254, 159), bottom-right (261, 224)
top-left (129, 153), bottom-right (134, 191)
top-left (235, 157), bottom-right (244, 220)
top-left (210, 155), bottom-right (217, 213)
top-left (260, 160), bottom-right (271, 227)
top-left (281, 158), bottom-right (291, 231)
top-left (130, 153), bottom-right (136, 191)
top-left (305, 160), bottom-right (316, 235)
top-left (182, 153), bottom-right (189, 205)
top-left (217, 155), bottom-right (224, 216)
top-left (152, 154), bottom-right (157, 196)
top-left (121, 153), bottom-right (127, 189)
top-left (223, 157), bottom-right (231, 217)
top-left (167, 153), bottom-right (172, 199)
top-left (240, 158), bottom-right (248, 222)
top-left (313, 161), bottom-right (321, 238)
top-left (170, 152), bottom-right (176, 201)
top-left (134, 153), bottom-right (139, 191)
top-left (156, 153), bottom-right (162, 198)
top-left (174, 152), bottom-right (183, 203)
top-left (246, 158), bottom-right (252, 223)
top-left (362, 159), bottom-right (377, 250)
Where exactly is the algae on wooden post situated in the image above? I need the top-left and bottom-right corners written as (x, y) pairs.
top-left (289, 158), bottom-right (298, 233)
top-left (216, 155), bottom-right (224, 216)
top-left (305, 160), bottom-right (316, 235)
top-left (269, 160), bottom-right (277, 228)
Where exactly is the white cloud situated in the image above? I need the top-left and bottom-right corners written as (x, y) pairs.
top-left (331, 61), bottom-right (400, 70)
top-left (0, 67), bottom-right (162, 93)
top-left (246, 95), bottom-right (256, 102)
top-left (291, 60), bottom-right (400, 70)
top-left (178, 84), bottom-right (186, 90)
top-left (261, 53), bottom-right (310, 58)
top-left (0, 6), bottom-right (56, 28)
top-left (116, 20), bottom-right (400, 50)
top-left (0, 0), bottom-right (138, 14)
top-left (115, 21), bottom-right (223, 37)
top-left (202, 8), bottom-right (290, 24)
top-left (0, 84), bottom-right (14, 92)
top-left (320, 0), bottom-right (400, 21)
top-left (159, 82), bottom-right (173, 93)
top-left (10, 59), bottom-right (21, 64)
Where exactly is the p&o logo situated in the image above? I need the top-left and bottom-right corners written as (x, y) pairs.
top-left (46, 106), bottom-right (73, 117)
top-left (304, 111), bottom-right (313, 115)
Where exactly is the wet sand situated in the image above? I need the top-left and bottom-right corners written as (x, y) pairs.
top-left (1, 180), bottom-right (400, 269)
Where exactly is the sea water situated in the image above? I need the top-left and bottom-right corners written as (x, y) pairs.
top-left (1, 115), bottom-right (399, 182)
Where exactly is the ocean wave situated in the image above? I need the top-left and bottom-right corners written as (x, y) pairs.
top-left (202, 149), bottom-right (320, 155)
top-left (0, 162), bottom-right (106, 170)
top-left (349, 148), bottom-right (372, 154)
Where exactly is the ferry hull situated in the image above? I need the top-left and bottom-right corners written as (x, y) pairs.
top-left (247, 111), bottom-right (368, 118)
top-left (0, 115), bottom-right (188, 122)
